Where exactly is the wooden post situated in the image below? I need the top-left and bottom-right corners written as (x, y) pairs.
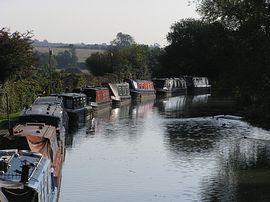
top-left (6, 93), bottom-right (10, 129)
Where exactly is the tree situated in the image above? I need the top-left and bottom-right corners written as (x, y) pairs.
top-left (85, 52), bottom-right (112, 76)
top-left (196, 0), bottom-right (270, 98)
top-left (111, 32), bottom-right (135, 48)
top-left (86, 44), bottom-right (154, 81)
top-left (0, 28), bottom-right (35, 83)
top-left (69, 44), bottom-right (78, 67)
top-left (160, 19), bottom-right (233, 81)
top-left (55, 45), bottom-right (78, 68)
top-left (55, 50), bottom-right (72, 68)
top-left (197, 0), bottom-right (270, 31)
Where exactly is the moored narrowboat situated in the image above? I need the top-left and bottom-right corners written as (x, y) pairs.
top-left (184, 76), bottom-right (211, 94)
top-left (0, 149), bottom-right (57, 202)
top-left (60, 93), bottom-right (93, 121)
top-left (19, 102), bottom-right (68, 135)
top-left (152, 78), bottom-right (187, 97)
top-left (81, 87), bottom-right (111, 111)
top-left (107, 83), bottom-right (131, 107)
top-left (126, 79), bottom-right (156, 102)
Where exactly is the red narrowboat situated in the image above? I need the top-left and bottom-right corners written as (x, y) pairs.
top-left (126, 79), bottom-right (156, 102)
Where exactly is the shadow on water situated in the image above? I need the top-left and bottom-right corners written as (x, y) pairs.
top-left (159, 95), bottom-right (270, 202)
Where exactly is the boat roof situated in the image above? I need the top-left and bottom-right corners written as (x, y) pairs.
top-left (83, 87), bottom-right (109, 91)
top-left (0, 149), bottom-right (50, 191)
top-left (115, 82), bottom-right (129, 87)
top-left (60, 92), bottom-right (86, 98)
top-left (127, 79), bottom-right (153, 83)
top-left (21, 104), bottom-right (63, 119)
top-left (33, 96), bottom-right (63, 105)
top-left (152, 78), bottom-right (185, 80)
top-left (13, 123), bottom-right (57, 140)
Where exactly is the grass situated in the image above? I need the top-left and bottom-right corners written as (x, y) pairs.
top-left (0, 112), bottom-right (20, 129)
top-left (34, 47), bottom-right (104, 63)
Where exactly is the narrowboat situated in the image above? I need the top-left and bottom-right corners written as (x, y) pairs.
top-left (19, 102), bottom-right (68, 135)
top-left (11, 122), bottom-right (65, 192)
top-left (152, 78), bottom-right (187, 97)
top-left (126, 79), bottom-right (156, 102)
top-left (184, 76), bottom-right (211, 94)
top-left (0, 149), bottom-right (57, 202)
top-left (107, 83), bottom-right (131, 107)
top-left (60, 93), bottom-right (93, 121)
top-left (80, 87), bottom-right (111, 111)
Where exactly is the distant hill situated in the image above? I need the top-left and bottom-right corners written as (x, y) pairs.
top-left (32, 39), bottom-right (108, 50)
top-left (33, 39), bottom-right (106, 63)
top-left (35, 47), bottom-right (104, 63)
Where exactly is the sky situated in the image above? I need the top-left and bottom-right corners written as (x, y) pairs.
top-left (1, 0), bottom-right (199, 46)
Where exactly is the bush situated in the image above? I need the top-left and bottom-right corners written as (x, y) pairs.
top-left (0, 80), bottom-right (42, 115)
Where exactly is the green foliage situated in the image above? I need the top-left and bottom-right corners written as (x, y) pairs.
top-left (86, 33), bottom-right (156, 81)
top-left (55, 45), bottom-right (78, 68)
top-left (197, 0), bottom-right (270, 31)
top-left (35, 51), bottom-right (58, 67)
top-left (160, 19), bottom-right (233, 82)
top-left (69, 44), bottom-right (79, 67)
top-left (0, 28), bottom-right (35, 83)
top-left (85, 52), bottom-right (113, 76)
top-left (162, 0), bottom-right (270, 127)
top-left (0, 80), bottom-right (42, 114)
top-left (111, 32), bottom-right (135, 48)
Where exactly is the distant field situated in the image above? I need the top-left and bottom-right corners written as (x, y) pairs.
top-left (34, 47), bottom-right (104, 63)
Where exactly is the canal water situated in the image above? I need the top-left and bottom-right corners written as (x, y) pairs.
top-left (60, 95), bottom-right (270, 202)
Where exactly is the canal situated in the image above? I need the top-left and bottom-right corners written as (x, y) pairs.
top-left (60, 95), bottom-right (270, 202)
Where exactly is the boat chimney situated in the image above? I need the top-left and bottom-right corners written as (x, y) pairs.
top-left (20, 161), bottom-right (30, 184)
top-left (0, 158), bottom-right (9, 174)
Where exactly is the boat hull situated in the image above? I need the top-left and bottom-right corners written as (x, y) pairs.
top-left (130, 90), bottom-right (156, 102)
top-left (155, 88), bottom-right (187, 98)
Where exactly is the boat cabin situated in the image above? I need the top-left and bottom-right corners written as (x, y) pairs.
top-left (81, 87), bottom-right (111, 108)
top-left (11, 123), bottom-right (64, 181)
top-left (152, 78), bottom-right (187, 96)
top-left (61, 93), bottom-right (87, 110)
top-left (126, 79), bottom-right (156, 101)
top-left (106, 83), bottom-right (131, 106)
top-left (19, 103), bottom-right (67, 134)
top-left (0, 149), bottom-right (57, 202)
top-left (60, 93), bottom-right (92, 120)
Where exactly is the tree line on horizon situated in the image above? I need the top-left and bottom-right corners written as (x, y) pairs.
top-left (1, 0), bottom-right (270, 127)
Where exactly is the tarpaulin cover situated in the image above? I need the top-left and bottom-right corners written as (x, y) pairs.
top-left (26, 136), bottom-right (53, 161)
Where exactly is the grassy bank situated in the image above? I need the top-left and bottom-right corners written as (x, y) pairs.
top-left (0, 112), bottom-right (20, 129)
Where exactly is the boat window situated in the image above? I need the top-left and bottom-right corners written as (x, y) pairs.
top-left (118, 87), bottom-right (122, 96)
top-left (83, 97), bottom-right (86, 106)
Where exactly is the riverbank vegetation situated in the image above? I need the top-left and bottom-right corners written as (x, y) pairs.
top-left (1, 0), bottom-right (270, 128)
top-left (159, 0), bottom-right (270, 128)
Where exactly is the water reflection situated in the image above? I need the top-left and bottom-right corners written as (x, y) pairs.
top-left (60, 96), bottom-right (270, 202)
top-left (163, 115), bottom-right (270, 201)
top-left (155, 95), bottom-right (236, 118)
top-left (201, 136), bottom-right (270, 201)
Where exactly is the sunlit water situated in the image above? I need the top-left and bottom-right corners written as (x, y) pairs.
top-left (60, 95), bottom-right (270, 202)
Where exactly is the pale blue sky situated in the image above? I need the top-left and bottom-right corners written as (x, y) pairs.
top-left (1, 0), bottom-right (199, 46)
